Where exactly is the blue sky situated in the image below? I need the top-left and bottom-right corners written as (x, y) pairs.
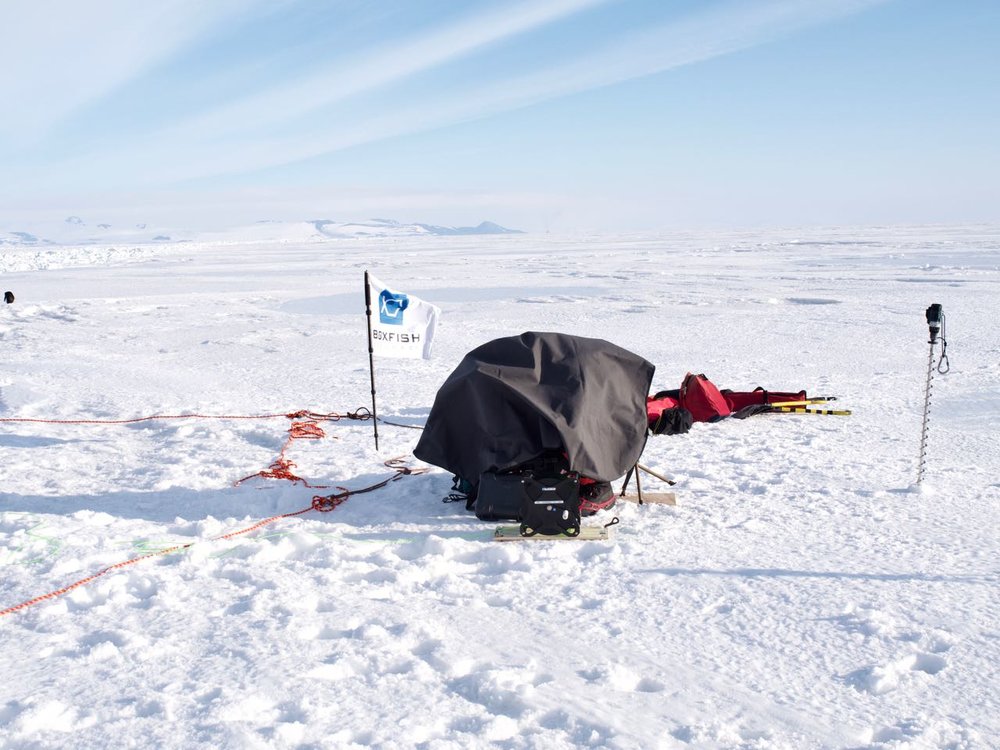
top-left (2, 0), bottom-right (998, 231)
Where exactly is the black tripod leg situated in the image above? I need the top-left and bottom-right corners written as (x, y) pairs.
top-left (619, 465), bottom-right (636, 497)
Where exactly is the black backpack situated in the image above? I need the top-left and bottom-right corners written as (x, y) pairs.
top-left (453, 451), bottom-right (583, 536)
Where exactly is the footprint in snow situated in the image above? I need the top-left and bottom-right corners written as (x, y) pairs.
top-left (831, 605), bottom-right (899, 638)
top-left (446, 667), bottom-right (534, 718)
top-left (539, 709), bottom-right (614, 745)
top-left (845, 651), bottom-right (948, 694)
top-left (863, 715), bottom-right (980, 748)
top-left (834, 608), bottom-right (955, 693)
top-left (670, 720), bottom-right (773, 746)
top-left (577, 664), bottom-right (666, 693)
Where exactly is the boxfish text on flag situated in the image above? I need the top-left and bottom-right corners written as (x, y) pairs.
top-left (366, 273), bottom-right (441, 359)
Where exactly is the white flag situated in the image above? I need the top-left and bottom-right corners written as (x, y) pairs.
top-left (366, 273), bottom-right (440, 359)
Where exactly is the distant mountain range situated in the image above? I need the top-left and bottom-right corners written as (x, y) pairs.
top-left (0, 217), bottom-right (523, 247)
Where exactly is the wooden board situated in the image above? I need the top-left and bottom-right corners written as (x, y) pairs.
top-left (493, 525), bottom-right (615, 542)
top-left (618, 491), bottom-right (677, 506)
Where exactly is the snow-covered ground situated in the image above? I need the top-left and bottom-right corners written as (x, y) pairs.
top-left (1, 225), bottom-right (998, 749)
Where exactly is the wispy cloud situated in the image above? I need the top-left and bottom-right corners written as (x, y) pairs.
top-left (0, 0), bottom-right (263, 145)
top-left (412, 0), bottom-right (894, 133)
top-left (164, 0), bottom-right (614, 141)
top-left (6, 0), bottom-right (890, 195)
top-left (159, 0), bottom-right (891, 180)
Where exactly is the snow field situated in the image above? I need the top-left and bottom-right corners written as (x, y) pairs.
top-left (1, 226), bottom-right (998, 748)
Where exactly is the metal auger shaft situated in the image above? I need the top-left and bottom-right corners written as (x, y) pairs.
top-left (917, 303), bottom-right (948, 486)
top-left (916, 339), bottom-right (936, 485)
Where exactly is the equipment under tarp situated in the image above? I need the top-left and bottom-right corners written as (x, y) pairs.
top-left (414, 331), bottom-right (655, 484)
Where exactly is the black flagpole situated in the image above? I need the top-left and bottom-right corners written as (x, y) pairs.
top-left (364, 271), bottom-right (380, 451)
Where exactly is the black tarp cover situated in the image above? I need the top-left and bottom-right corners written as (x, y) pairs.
top-left (414, 331), bottom-right (655, 483)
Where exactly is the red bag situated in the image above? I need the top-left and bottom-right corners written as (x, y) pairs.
top-left (646, 394), bottom-right (680, 423)
top-left (679, 373), bottom-right (731, 422)
top-left (645, 392), bottom-right (692, 434)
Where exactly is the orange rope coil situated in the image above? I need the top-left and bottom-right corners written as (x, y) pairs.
top-left (0, 407), bottom-right (424, 618)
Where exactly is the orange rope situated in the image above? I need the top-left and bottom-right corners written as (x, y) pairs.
top-left (0, 459), bottom-right (425, 618)
top-left (0, 409), bottom-right (369, 425)
top-left (2, 407), bottom-right (374, 491)
top-left (0, 411), bottom-right (297, 425)
top-left (0, 407), bottom-right (425, 618)
top-left (234, 418), bottom-right (336, 489)
top-left (311, 457), bottom-right (428, 512)
top-left (0, 505), bottom-right (314, 617)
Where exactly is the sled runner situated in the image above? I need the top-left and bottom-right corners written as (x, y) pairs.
top-left (493, 524), bottom-right (615, 542)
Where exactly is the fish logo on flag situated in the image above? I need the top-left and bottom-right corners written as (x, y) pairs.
top-left (366, 273), bottom-right (440, 359)
top-left (378, 288), bottom-right (409, 325)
